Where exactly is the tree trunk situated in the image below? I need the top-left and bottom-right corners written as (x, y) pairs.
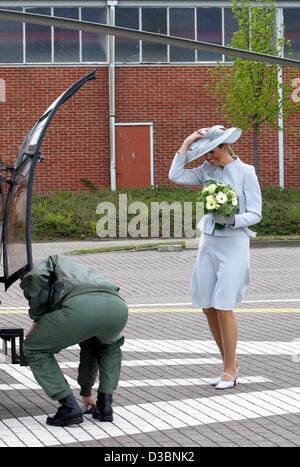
top-left (252, 123), bottom-right (260, 177)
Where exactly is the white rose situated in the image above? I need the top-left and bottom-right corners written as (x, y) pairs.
top-left (232, 197), bottom-right (238, 206)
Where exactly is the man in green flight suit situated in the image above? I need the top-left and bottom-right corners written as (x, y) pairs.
top-left (20, 255), bottom-right (128, 427)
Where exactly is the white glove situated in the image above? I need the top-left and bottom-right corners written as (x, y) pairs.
top-left (213, 214), bottom-right (235, 225)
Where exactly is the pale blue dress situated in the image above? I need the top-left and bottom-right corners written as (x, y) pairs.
top-left (169, 153), bottom-right (262, 311)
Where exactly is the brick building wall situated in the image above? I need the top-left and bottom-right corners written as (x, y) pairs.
top-left (0, 65), bottom-right (299, 192)
top-left (0, 67), bottom-right (109, 192)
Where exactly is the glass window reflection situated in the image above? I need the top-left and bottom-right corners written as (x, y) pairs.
top-left (170, 8), bottom-right (195, 62)
top-left (54, 8), bottom-right (79, 63)
top-left (0, 8), bottom-right (23, 63)
top-left (26, 8), bottom-right (51, 63)
top-left (224, 8), bottom-right (239, 62)
top-left (115, 7), bottom-right (139, 63)
top-left (142, 8), bottom-right (167, 63)
top-left (284, 8), bottom-right (300, 59)
top-left (197, 8), bottom-right (222, 62)
top-left (82, 8), bottom-right (107, 62)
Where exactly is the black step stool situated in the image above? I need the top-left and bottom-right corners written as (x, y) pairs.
top-left (0, 328), bottom-right (27, 366)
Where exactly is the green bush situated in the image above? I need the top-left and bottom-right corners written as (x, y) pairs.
top-left (31, 186), bottom-right (300, 240)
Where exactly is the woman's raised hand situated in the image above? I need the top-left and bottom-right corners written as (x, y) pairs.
top-left (178, 128), bottom-right (208, 156)
top-left (185, 128), bottom-right (208, 145)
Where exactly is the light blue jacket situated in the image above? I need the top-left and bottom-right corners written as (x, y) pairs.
top-left (169, 153), bottom-right (262, 237)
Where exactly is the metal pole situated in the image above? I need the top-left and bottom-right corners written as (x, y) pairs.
top-left (276, 7), bottom-right (285, 190)
top-left (108, 1), bottom-right (117, 191)
top-left (0, 9), bottom-right (300, 68)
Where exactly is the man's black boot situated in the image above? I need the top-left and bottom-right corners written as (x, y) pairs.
top-left (46, 393), bottom-right (84, 427)
top-left (92, 392), bottom-right (113, 422)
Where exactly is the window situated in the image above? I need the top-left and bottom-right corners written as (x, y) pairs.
top-left (142, 8), bottom-right (167, 63)
top-left (115, 7), bottom-right (139, 63)
top-left (25, 8), bottom-right (51, 63)
top-left (197, 8), bottom-right (222, 62)
top-left (54, 8), bottom-right (79, 63)
top-left (284, 8), bottom-right (300, 60)
top-left (224, 8), bottom-right (239, 62)
top-left (0, 6), bottom-right (108, 64)
top-left (3, 4), bottom-right (294, 65)
top-left (0, 8), bottom-right (23, 63)
top-left (82, 7), bottom-right (107, 62)
top-left (169, 8), bottom-right (195, 62)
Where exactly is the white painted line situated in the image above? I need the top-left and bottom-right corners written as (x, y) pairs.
top-left (34, 415), bottom-right (79, 444)
top-left (2, 418), bottom-right (44, 447)
top-left (153, 401), bottom-right (202, 426)
top-left (1, 387), bottom-right (300, 446)
top-left (63, 424), bottom-right (94, 442)
top-left (0, 364), bottom-right (40, 389)
top-left (243, 299), bottom-right (300, 303)
top-left (0, 420), bottom-right (26, 447)
top-left (128, 299), bottom-right (300, 307)
top-left (111, 414), bottom-right (143, 436)
top-left (193, 396), bottom-right (244, 422)
top-left (138, 402), bottom-right (187, 429)
top-left (0, 359), bottom-right (223, 392)
top-left (114, 406), bottom-right (155, 433)
top-left (211, 395), bottom-right (259, 420)
top-left (129, 303), bottom-right (192, 307)
top-left (167, 399), bottom-right (217, 424)
top-left (0, 376), bottom-right (272, 392)
top-left (118, 376), bottom-right (272, 388)
top-left (235, 393), bottom-right (288, 416)
top-left (125, 404), bottom-right (172, 431)
top-left (1, 298), bottom-right (300, 313)
top-left (20, 417), bottom-right (61, 447)
top-left (222, 394), bottom-right (275, 417)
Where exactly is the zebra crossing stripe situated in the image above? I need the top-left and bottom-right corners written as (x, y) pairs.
top-left (118, 376), bottom-right (271, 388)
top-left (0, 361), bottom-right (271, 391)
top-left (0, 387), bottom-right (300, 447)
top-left (62, 357), bottom-right (223, 368)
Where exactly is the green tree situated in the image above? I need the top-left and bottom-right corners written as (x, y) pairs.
top-left (209, 0), bottom-right (300, 178)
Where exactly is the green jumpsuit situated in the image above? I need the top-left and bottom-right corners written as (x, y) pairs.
top-left (20, 255), bottom-right (128, 401)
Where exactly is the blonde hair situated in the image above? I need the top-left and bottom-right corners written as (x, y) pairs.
top-left (219, 143), bottom-right (236, 157)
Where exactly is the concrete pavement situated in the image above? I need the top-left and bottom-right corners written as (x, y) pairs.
top-left (0, 241), bottom-right (300, 447)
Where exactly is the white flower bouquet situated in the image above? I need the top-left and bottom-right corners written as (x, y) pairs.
top-left (198, 180), bottom-right (239, 230)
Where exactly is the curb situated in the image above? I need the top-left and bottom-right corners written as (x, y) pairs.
top-left (65, 238), bottom-right (300, 255)
top-left (250, 240), bottom-right (300, 248)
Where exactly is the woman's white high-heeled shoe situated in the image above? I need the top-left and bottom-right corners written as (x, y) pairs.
top-left (210, 376), bottom-right (222, 387)
top-left (211, 361), bottom-right (240, 387)
top-left (215, 371), bottom-right (237, 390)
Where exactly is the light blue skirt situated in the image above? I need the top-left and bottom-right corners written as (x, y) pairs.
top-left (191, 234), bottom-right (250, 311)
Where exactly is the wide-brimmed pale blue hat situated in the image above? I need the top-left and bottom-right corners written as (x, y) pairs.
top-left (186, 125), bottom-right (242, 163)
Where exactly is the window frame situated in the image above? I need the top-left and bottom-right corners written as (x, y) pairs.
top-left (0, 4), bottom-right (109, 66)
top-left (0, 2), bottom-right (298, 66)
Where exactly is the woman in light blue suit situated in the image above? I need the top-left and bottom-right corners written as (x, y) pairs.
top-left (169, 125), bottom-right (262, 390)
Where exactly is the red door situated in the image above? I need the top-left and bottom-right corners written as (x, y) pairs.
top-left (115, 124), bottom-right (152, 189)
